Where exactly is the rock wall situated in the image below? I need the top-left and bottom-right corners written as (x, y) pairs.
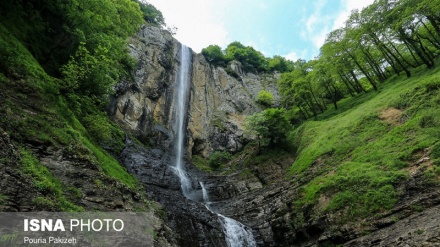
top-left (111, 25), bottom-right (440, 247)
top-left (111, 25), bottom-right (279, 157)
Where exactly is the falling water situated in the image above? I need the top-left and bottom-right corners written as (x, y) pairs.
top-left (172, 44), bottom-right (256, 246)
top-left (199, 182), bottom-right (210, 203)
top-left (199, 182), bottom-right (256, 247)
top-left (219, 215), bottom-right (257, 247)
top-left (172, 45), bottom-right (192, 197)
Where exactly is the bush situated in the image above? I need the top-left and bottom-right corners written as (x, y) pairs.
top-left (257, 90), bottom-right (274, 107)
top-left (423, 74), bottom-right (440, 92)
top-left (82, 114), bottom-right (125, 153)
top-left (201, 45), bottom-right (229, 66)
top-left (209, 151), bottom-right (232, 170)
top-left (419, 115), bottom-right (435, 128)
top-left (246, 108), bottom-right (291, 147)
top-left (431, 143), bottom-right (440, 159)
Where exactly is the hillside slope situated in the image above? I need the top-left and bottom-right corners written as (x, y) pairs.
top-left (276, 64), bottom-right (440, 245)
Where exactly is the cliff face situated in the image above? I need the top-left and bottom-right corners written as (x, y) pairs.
top-left (111, 26), bottom-right (279, 157)
top-left (110, 25), bottom-right (440, 247)
top-left (110, 25), bottom-right (283, 246)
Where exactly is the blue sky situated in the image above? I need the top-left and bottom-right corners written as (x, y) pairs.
top-left (146, 0), bottom-right (374, 61)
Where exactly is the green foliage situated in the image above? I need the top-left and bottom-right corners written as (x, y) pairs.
top-left (225, 42), bottom-right (268, 72)
top-left (423, 74), bottom-right (440, 92)
top-left (298, 162), bottom-right (405, 219)
top-left (0, 194), bottom-right (7, 205)
top-left (201, 42), bottom-right (295, 74)
top-left (20, 149), bottom-right (83, 211)
top-left (201, 45), bottom-right (229, 66)
top-left (191, 155), bottom-right (213, 173)
top-left (134, 0), bottom-right (165, 26)
top-left (0, 24), bottom-right (58, 94)
top-left (431, 143), bottom-right (440, 159)
top-left (80, 136), bottom-right (138, 189)
top-left (277, 0), bottom-right (440, 121)
top-left (0, 0), bottom-right (145, 213)
top-left (290, 66), bottom-right (440, 221)
top-left (209, 151), bottom-right (233, 170)
top-left (0, 233), bottom-right (17, 246)
top-left (257, 90), bottom-right (274, 107)
top-left (82, 114), bottom-right (125, 153)
top-left (268, 55), bottom-right (294, 73)
top-left (246, 108), bottom-right (291, 147)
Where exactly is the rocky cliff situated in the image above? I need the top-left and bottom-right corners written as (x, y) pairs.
top-left (110, 25), bottom-right (283, 246)
top-left (110, 25), bottom-right (440, 247)
top-left (111, 26), bottom-right (279, 158)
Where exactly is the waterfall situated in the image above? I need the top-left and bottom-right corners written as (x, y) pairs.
top-left (200, 181), bottom-right (210, 202)
top-left (172, 44), bottom-right (256, 247)
top-left (219, 215), bottom-right (257, 247)
top-left (172, 45), bottom-right (192, 197)
top-left (200, 182), bottom-right (256, 247)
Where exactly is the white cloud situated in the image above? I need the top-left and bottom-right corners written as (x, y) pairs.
top-left (283, 49), bottom-right (308, 62)
top-left (147, 0), bottom-right (230, 52)
top-left (300, 0), bottom-right (375, 57)
top-left (333, 0), bottom-right (375, 30)
top-left (301, 0), bottom-right (332, 49)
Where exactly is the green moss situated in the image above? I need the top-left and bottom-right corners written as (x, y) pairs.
top-left (192, 155), bottom-right (212, 173)
top-left (0, 194), bottom-right (7, 205)
top-left (208, 151), bottom-right (232, 170)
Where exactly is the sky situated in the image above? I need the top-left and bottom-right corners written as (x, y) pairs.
top-left (146, 0), bottom-right (375, 61)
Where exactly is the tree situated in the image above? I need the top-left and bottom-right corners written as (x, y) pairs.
top-left (201, 45), bottom-right (228, 66)
top-left (134, 0), bottom-right (165, 26)
top-left (246, 108), bottom-right (291, 148)
top-left (268, 55), bottom-right (294, 73)
top-left (225, 41), bottom-right (268, 72)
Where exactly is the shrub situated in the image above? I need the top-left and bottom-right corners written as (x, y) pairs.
top-left (431, 143), bottom-right (440, 159)
top-left (201, 45), bottom-right (229, 66)
top-left (257, 90), bottom-right (274, 107)
top-left (209, 151), bottom-right (232, 170)
top-left (423, 74), bottom-right (440, 92)
top-left (246, 108), bottom-right (291, 147)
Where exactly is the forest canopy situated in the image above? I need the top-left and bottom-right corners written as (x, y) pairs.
top-left (277, 0), bottom-right (440, 121)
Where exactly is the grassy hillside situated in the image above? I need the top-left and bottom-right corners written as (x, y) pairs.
top-left (288, 64), bottom-right (440, 221)
top-left (0, 20), bottom-right (140, 211)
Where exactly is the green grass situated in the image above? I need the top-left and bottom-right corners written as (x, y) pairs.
top-left (20, 149), bottom-right (83, 211)
top-left (289, 65), bottom-right (440, 220)
top-left (1, 22), bottom-right (138, 191)
top-left (80, 136), bottom-right (138, 188)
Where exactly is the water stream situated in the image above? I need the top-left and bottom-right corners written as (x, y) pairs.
top-left (172, 45), bottom-right (193, 198)
top-left (200, 182), bottom-right (256, 247)
top-left (172, 44), bottom-right (256, 247)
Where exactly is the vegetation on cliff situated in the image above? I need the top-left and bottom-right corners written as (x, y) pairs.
top-left (210, 0), bottom-right (440, 231)
top-left (289, 66), bottom-right (440, 222)
top-left (0, 0), bottom-right (163, 210)
top-left (201, 41), bottom-right (294, 73)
